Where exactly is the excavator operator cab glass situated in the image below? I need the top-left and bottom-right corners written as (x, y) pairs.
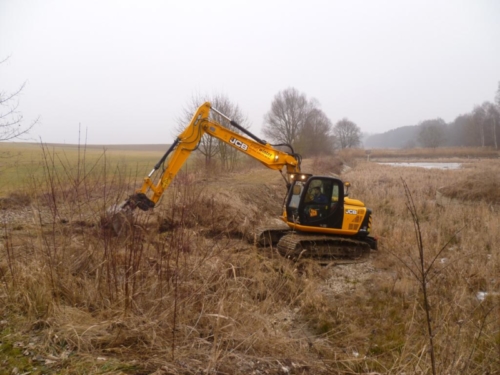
top-left (332, 184), bottom-right (339, 202)
top-left (289, 182), bottom-right (304, 209)
top-left (285, 177), bottom-right (345, 229)
top-left (305, 180), bottom-right (328, 204)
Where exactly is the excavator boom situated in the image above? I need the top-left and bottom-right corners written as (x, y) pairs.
top-left (119, 102), bottom-right (301, 211)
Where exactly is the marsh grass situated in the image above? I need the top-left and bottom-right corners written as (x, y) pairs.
top-left (0, 145), bottom-right (499, 374)
top-left (438, 161), bottom-right (500, 204)
top-left (343, 160), bottom-right (500, 374)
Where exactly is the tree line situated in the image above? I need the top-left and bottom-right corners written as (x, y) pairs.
top-left (261, 88), bottom-right (361, 155)
top-left (414, 82), bottom-right (500, 149)
top-left (6, 64), bottom-right (497, 170)
top-left (177, 88), bottom-right (361, 171)
top-left (1, 80), bottom-right (354, 172)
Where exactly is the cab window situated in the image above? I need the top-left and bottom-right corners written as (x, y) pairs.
top-left (289, 182), bottom-right (304, 208)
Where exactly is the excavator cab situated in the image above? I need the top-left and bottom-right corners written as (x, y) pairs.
top-left (274, 175), bottom-right (378, 259)
top-left (285, 176), bottom-right (345, 230)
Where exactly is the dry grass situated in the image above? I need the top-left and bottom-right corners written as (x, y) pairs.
top-left (438, 161), bottom-right (500, 204)
top-left (342, 159), bottom-right (500, 374)
top-left (0, 146), bottom-right (499, 374)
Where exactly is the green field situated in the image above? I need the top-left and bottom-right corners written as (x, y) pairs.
top-left (0, 142), bottom-right (172, 194)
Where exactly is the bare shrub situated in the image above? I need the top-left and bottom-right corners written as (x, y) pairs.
top-left (0, 191), bottom-right (31, 210)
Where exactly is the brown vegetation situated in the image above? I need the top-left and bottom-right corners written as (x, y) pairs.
top-left (0, 145), bottom-right (499, 374)
top-left (438, 161), bottom-right (500, 204)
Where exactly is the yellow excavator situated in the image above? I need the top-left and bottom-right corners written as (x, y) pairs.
top-left (115, 102), bottom-right (377, 260)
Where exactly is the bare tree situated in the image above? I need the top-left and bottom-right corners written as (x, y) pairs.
top-left (262, 88), bottom-right (311, 146)
top-left (492, 83), bottom-right (500, 149)
top-left (472, 105), bottom-right (486, 147)
top-left (211, 96), bottom-right (248, 171)
top-left (262, 88), bottom-right (334, 156)
top-left (472, 102), bottom-right (499, 149)
top-left (484, 102), bottom-right (499, 150)
top-left (296, 106), bottom-right (333, 156)
top-left (451, 114), bottom-right (478, 147)
top-left (417, 118), bottom-right (446, 148)
top-left (176, 93), bottom-right (248, 170)
top-left (495, 81), bottom-right (500, 107)
top-left (332, 118), bottom-right (361, 149)
top-left (1, 58), bottom-right (38, 141)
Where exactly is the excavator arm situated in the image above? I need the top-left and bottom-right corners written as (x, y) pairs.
top-left (122, 102), bottom-right (302, 211)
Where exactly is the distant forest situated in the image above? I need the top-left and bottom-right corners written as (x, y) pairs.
top-left (364, 83), bottom-right (500, 149)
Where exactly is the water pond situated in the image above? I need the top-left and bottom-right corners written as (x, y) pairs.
top-left (378, 162), bottom-right (461, 170)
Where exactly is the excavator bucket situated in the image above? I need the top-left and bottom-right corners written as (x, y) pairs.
top-left (102, 193), bottom-right (155, 236)
top-left (102, 202), bottom-right (133, 236)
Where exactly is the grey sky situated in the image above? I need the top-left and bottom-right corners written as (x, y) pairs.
top-left (1, 0), bottom-right (499, 145)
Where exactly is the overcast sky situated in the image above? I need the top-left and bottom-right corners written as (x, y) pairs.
top-left (1, 0), bottom-right (499, 145)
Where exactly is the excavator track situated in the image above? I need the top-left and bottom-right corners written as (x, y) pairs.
top-left (277, 233), bottom-right (371, 263)
top-left (251, 225), bottom-right (292, 247)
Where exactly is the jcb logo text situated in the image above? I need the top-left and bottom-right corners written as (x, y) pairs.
top-left (230, 138), bottom-right (248, 151)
